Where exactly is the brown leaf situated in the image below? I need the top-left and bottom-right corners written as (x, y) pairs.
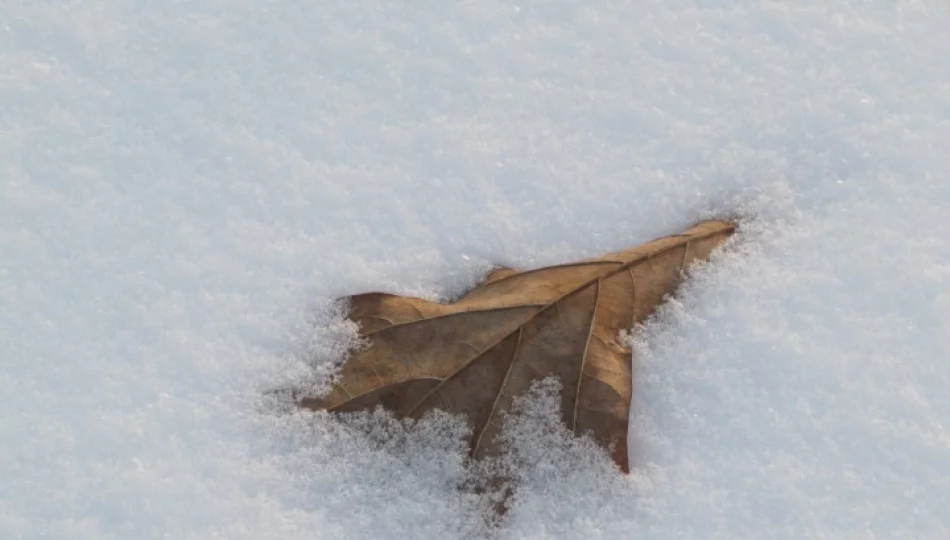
top-left (301, 221), bottom-right (735, 473)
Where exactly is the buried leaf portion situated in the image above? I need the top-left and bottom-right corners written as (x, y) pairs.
top-left (300, 221), bottom-right (736, 473)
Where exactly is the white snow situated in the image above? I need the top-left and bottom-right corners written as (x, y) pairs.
top-left (3, 0), bottom-right (950, 538)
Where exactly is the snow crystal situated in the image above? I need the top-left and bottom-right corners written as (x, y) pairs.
top-left (3, 0), bottom-right (950, 538)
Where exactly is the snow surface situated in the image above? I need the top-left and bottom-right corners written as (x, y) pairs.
top-left (3, 0), bottom-right (950, 538)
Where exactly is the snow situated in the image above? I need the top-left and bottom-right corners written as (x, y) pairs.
top-left (3, 0), bottom-right (950, 538)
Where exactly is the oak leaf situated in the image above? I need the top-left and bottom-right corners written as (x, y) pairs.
top-left (301, 221), bottom-right (735, 473)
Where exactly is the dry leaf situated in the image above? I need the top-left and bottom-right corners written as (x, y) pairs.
top-left (301, 221), bottom-right (735, 473)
